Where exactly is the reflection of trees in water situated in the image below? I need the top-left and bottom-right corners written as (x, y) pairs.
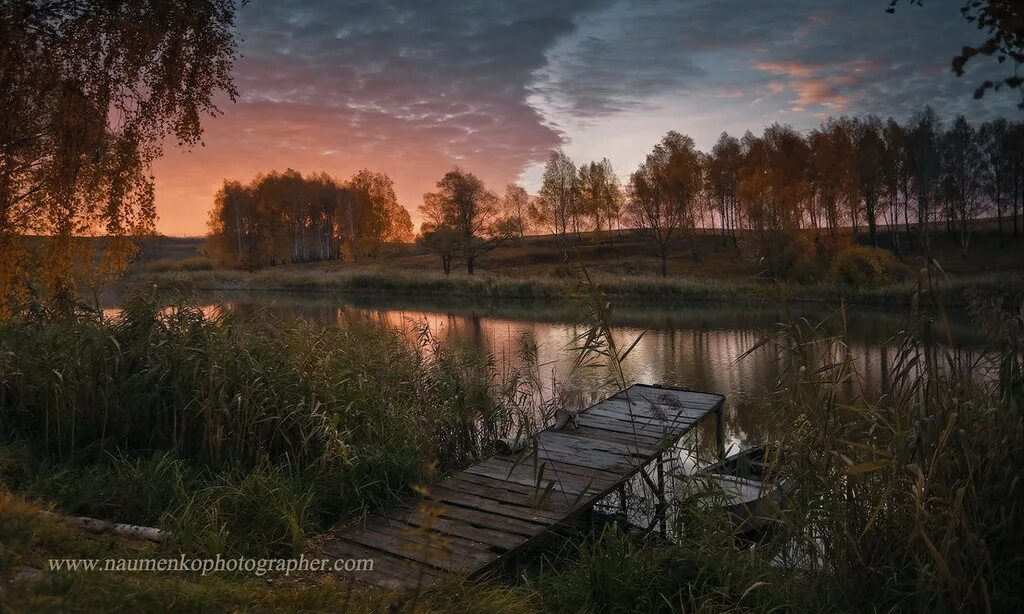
top-left (209, 294), bottom-right (996, 451)
top-left (195, 290), bottom-right (991, 346)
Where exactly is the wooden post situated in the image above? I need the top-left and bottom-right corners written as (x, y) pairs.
top-left (579, 505), bottom-right (595, 535)
top-left (716, 403), bottom-right (726, 461)
top-left (656, 453), bottom-right (666, 538)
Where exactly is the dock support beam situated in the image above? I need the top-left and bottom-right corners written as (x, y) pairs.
top-left (639, 454), bottom-right (668, 539)
top-left (716, 403), bottom-right (726, 461)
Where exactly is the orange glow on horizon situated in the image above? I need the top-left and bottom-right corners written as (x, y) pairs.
top-left (151, 97), bottom-right (555, 237)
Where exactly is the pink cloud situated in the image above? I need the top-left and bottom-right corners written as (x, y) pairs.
top-left (752, 59), bottom-right (883, 112)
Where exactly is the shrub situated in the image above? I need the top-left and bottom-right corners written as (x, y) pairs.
top-left (829, 245), bottom-right (904, 289)
top-left (743, 231), bottom-right (822, 283)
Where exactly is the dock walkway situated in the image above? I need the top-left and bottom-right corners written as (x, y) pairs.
top-left (319, 383), bottom-right (725, 588)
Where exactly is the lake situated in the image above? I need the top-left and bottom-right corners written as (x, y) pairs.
top-left (174, 290), bottom-right (992, 456)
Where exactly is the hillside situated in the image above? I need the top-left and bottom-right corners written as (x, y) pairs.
top-left (134, 222), bottom-right (1024, 281)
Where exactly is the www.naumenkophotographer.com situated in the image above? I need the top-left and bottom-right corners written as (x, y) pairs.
top-left (47, 554), bottom-right (373, 577)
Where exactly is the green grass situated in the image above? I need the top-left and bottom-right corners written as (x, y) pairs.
top-left (0, 295), bottom-right (529, 557)
top-left (128, 226), bottom-right (1024, 308)
top-left (0, 487), bottom-right (538, 612)
top-left (526, 522), bottom-right (805, 613)
top-left (133, 264), bottom-right (1021, 309)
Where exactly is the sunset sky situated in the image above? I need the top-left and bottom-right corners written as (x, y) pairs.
top-left (153, 0), bottom-right (1020, 236)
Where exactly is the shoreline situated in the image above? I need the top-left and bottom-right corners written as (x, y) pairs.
top-left (122, 267), bottom-right (1017, 309)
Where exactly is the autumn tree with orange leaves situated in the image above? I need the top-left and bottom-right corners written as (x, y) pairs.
top-left (0, 0), bottom-right (240, 316)
top-left (626, 132), bottom-right (704, 276)
top-left (206, 169), bottom-right (413, 268)
top-left (419, 168), bottom-right (512, 275)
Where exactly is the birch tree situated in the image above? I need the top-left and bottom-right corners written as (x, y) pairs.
top-left (0, 0), bottom-right (240, 314)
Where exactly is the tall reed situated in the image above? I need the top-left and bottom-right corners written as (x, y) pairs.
top-left (725, 281), bottom-right (1024, 611)
top-left (0, 294), bottom-right (526, 554)
top-left (530, 266), bottom-right (1023, 612)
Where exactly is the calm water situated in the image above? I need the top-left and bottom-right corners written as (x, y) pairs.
top-left (183, 291), bottom-right (992, 454)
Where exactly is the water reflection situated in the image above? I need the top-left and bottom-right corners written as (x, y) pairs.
top-left (171, 291), bottom-right (992, 452)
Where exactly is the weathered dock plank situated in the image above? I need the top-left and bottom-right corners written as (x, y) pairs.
top-left (320, 383), bottom-right (724, 588)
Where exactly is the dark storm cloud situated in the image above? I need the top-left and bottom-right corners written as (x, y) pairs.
top-left (155, 0), bottom-right (1020, 235)
top-left (529, 0), bottom-right (812, 118)
top-left (231, 0), bottom-right (603, 163)
top-left (529, 0), bottom-right (1014, 125)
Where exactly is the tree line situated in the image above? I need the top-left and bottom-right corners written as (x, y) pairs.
top-left (206, 169), bottom-right (413, 267)
top-left (414, 158), bottom-right (628, 276)
top-left (208, 108), bottom-right (1023, 278)
top-left (519, 108), bottom-right (1024, 277)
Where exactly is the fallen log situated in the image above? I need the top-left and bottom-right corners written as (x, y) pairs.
top-left (62, 515), bottom-right (166, 542)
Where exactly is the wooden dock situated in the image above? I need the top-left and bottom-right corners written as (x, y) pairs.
top-left (318, 383), bottom-right (725, 588)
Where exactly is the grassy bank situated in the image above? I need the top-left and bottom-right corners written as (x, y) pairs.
top-left (130, 265), bottom-right (1021, 309)
top-left (2, 287), bottom-right (1023, 611)
top-left (127, 226), bottom-right (1024, 308)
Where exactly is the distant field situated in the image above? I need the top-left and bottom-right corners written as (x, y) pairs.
top-left (133, 236), bottom-right (208, 262)
top-left (133, 222), bottom-right (1024, 281)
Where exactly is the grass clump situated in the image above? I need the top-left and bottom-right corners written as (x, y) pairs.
top-left (530, 523), bottom-right (801, 613)
top-left (0, 294), bottom-right (519, 557)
